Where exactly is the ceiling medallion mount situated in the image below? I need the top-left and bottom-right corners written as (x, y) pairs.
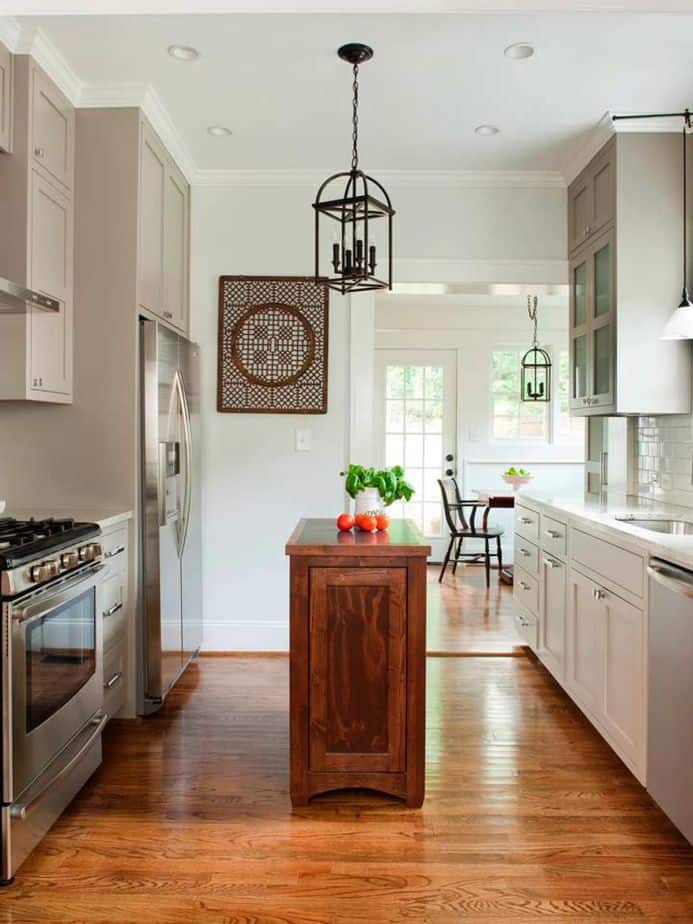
top-left (313, 43), bottom-right (394, 295)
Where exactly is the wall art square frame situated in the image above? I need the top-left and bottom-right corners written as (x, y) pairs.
top-left (217, 275), bottom-right (329, 414)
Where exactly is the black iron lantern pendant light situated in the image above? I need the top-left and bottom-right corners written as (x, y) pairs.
top-left (313, 43), bottom-right (395, 294)
top-left (521, 295), bottom-right (552, 402)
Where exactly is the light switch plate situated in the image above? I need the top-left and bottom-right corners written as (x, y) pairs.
top-left (295, 428), bottom-right (312, 452)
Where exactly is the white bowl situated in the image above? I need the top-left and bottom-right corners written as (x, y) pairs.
top-left (502, 474), bottom-right (533, 491)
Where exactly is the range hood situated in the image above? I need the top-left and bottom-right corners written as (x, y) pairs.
top-left (0, 277), bottom-right (59, 313)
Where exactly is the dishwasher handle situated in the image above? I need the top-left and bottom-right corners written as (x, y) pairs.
top-left (648, 562), bottom-right (693, 599)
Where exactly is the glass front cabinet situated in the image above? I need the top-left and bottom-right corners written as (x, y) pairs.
top-left (569, 227), bottom-right (615, 415)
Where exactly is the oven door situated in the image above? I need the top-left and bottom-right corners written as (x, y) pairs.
top-left (4, 563), bottom-right (104, 802)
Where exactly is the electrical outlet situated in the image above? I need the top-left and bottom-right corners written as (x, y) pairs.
top-left (295, 428), bottom-right (312, 452)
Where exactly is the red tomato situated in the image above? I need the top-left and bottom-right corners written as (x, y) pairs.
top-left (337, 513), bottom-right (355, 531)
top-left (375, 514), bottom-right (390, 531)
top-left (357, 514), bottom-right (377, 533)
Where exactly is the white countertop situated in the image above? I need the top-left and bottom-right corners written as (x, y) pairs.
top-left (1, 505), bottom-right (132, 532)
top-left (518, 491), bottom-right (693, 572)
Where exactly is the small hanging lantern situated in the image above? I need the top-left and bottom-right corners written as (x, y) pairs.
top-left (313, 43), bottom-right (395, 294)
top-left (521, 295), bottom-right (552, 402)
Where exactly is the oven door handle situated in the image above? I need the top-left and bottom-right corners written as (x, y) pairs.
top-left (10, 712), bottom-right (107, 820)
top-left (13, 563), bottom-right (105, 625)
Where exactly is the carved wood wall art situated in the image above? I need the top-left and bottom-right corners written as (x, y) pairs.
top-left (218, 276), bottom-right (329, 414)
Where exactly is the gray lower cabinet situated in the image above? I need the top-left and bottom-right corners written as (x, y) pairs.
top-left (0, 55), bottom-right (74, 403)
top-left (567, 133), bottom-right (690, 417)
top-left (99, 524), bottom-right (130, 721)
top-left (0, 40), bottom-right (12, 153)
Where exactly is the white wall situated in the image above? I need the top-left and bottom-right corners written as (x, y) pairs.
top-left (190, 179), bottom-right (568, 650)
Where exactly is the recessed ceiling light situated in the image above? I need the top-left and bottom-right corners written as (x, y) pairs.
top-left (207, 125), bottom-right (232, 137)
top-left (474, 124), bottom-right (500, 136)
top-left (504, 42), bottom-right (535, 60)
top-left (168, 44), bottom-right (199, 61)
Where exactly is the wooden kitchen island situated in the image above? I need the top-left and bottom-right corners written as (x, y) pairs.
top-left (285, 518), bottom-right (430, 807)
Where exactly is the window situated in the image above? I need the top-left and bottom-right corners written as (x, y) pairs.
top-left (491, 349), bottom-right (548, 439)
top-left (491, 348), bottom-right (584, 444)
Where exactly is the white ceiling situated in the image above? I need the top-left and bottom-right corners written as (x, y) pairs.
top-left (11, 12), bottom-right (693, 173)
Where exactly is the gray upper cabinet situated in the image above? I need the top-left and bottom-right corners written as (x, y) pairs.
top-left (31, 67), bottom-right (73, 191)
top-left (137, 118), bottom-right (189, 333)
top-left (567, 133), bottom-right (690, 417)
top-left (568, 139), bottom-right (615, 256)
top-left (0, 56), bottom-right (74, 403)
top-left (0, 41), bottom-right (12, 153)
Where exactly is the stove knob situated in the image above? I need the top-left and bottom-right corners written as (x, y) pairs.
top-left (79, 543), bottom-right (101, 562)
top-left (60, 550), bottom-right (79, 569)
top-left (30, 560), bottom-right (59, 582)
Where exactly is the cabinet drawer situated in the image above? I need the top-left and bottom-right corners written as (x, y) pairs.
top-left (515, 505), bottom-right (539, 542)
top-left (542, 515), bottom-right (567, 559)
top-left (514, 535), bottom-right (539, 576)
top-left (103, 645), bottom-right (126, 719)
top-left (571, 528), bottom-right (644, 598)
top-left (514, 565), bottom-right (539, 616)
top-left (514, 607), bottom-right (538, 651)
top-left (101, 572), bottom-right (126, 653)
top-left (101, 526), bottom-right (128, 571)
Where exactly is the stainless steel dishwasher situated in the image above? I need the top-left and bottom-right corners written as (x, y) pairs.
top-left (647, 558), bottom-right (693, 844)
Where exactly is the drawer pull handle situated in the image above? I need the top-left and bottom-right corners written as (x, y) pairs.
top-left (104, 671), bottom-right (122, 689)
top-left (34, 146), bottom-right (46, 158)
top-left (592, 588), bottom-right (606, 601)
top-left (543, 558), bottom-right (562, 569)
top-left (519, 517), bottom-right (533, 525)
top-left (519, 548), bottom-right (531, 557)
top-left (105, 545), bottom-right (126, 559)
top-left (103, 601), bottom-right (123, 618)
top-left (519, 581), bottom-right (531, 591)
top-left (545, 529), bottom-right (562, 539)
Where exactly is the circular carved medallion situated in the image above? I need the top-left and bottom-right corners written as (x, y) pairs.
top-left (230, 303), bottom-right (316, 387)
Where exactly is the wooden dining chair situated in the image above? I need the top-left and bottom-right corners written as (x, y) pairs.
top-left (438, 477), bottom-right (504, 587)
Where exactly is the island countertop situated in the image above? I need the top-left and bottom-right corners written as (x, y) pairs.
top-left (285, 517), bottom-right (431, 557)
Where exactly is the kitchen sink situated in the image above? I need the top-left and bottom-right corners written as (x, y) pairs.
top-left (614, 517), bottom-right (693, 535)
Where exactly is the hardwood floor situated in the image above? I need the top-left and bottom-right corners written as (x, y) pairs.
top-left (3, 654), bottom-right (692, 922)
top-left (427, 563), bottom-right (522, 654)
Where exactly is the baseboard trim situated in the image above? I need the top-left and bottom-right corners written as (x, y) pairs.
top-left (199, 650), bottom-right (289, 657)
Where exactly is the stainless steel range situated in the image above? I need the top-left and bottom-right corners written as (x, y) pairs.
top-left (0, 516), bottom-right (106, 885)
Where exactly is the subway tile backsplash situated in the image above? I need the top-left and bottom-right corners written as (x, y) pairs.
top-left (636, 415), bottom-right (693, 507)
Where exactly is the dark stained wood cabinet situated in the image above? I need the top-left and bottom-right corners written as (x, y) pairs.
top-left (286, 518), bottom-right (430, 807)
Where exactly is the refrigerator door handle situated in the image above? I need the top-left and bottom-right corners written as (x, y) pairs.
top-left (175, 368), bottom-right (193, 559)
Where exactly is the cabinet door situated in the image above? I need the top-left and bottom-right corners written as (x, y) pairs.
top-left (589, 230), bottom-right (615, 410)
top-left (138, 123), bottom-right (167, 317)
top-left (601, 590), bottom-right (644, 767)
top-left (309, 567), bottom-right (406, 773)
top-left (568, 172), bottom-right (592, 255)
top-left (539, 554), bottom-right (566, 681)
top-left (0, 40), bottom-right (12, 154)
top-left (162, 162), bottom-right (189, 331)
top-left (590, 144), bottom-right (615, 238)
top-left (29, 170), bottom-right (72, 396)
top-left (566, 569), bottom-right (603, 717)
top-left (569, 251), bottom-right (589, 411)
top-left (31, 66), bottom-right (74, 191)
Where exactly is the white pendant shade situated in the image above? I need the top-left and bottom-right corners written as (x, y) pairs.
top-left (661, 299), bottom-right (693, 339)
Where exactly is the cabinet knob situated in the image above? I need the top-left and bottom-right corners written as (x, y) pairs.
top-left (163, 311), bottom-right (173, 319)
top-left (34, 147), bottom-right (46, 158)
top-left (445, 468), bottom-right (454, 476)
top-left (593, 587), bottom-right (606, 601)
top-left (445, 453), bottom-right (454, 462)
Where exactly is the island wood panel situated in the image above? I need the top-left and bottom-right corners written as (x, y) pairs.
top-left (309, 567), bottom-right (406, 773)
top-left (287, 518), bottom-right (429, 807)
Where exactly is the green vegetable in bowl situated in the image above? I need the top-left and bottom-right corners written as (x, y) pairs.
top-left (504, 466), bottom-right (531, 477)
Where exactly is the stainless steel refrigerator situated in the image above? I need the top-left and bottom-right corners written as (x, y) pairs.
top-left (138, 318), bottom-right (203, 715)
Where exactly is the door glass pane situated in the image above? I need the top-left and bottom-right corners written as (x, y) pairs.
top-left (573, 335), bottom-right (587, 398)
top-left (594, 242), bottom-right (611, 318)
top-left (593, 325), bottom-right (610, 396)
top-left (25, 588), bottom-right (96, 733)
top-left (383, 363), bottom-right (447, 537)
top-left (573, 261), bottom-right (587, 326)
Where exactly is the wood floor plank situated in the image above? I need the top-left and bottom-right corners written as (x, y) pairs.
top-left (0, 579), bottom-right (691, 922)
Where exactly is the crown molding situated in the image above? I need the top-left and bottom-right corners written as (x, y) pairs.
top-left (0, 16), bottom-right (21, 52)
top-left (560, 111), bottom-right (614, 185)
top-left (80, 81), bottom-right (195, 181)
top-left (14, 25), bottom-right (82, 105)
top-left (192, 168), bottom-right (565, 189)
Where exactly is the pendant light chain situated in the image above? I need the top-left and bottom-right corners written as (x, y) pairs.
top-left (528, 295), bottom-right (539, 346)
top-left (351, 63), bottom-right (359, 172)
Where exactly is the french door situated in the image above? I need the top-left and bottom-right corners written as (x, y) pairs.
top-left (374, 349), bottom-right (457, 560)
